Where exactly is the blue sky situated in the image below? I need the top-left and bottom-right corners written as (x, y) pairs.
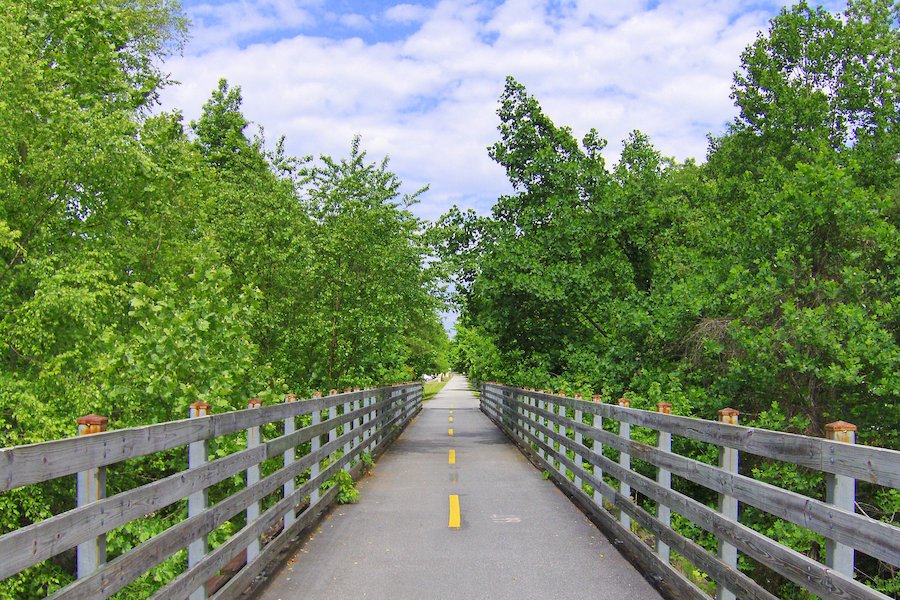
top-left (158, 0), bottom-right (847, 222)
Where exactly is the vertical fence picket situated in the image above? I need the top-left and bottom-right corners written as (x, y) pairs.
top-left (343, 390), bottom-right (352, 472)
top-left (187, 402), bottom-right (210, 600)
top-left (592, 395), bottom-right (603, 507)
top-left (310, 392), bottom-right (322, 504)
top-left (283, 394), bottom-right (297, 531)
top-left (75, 414), bottom-right (108, 579)
top-left (617, 398), bottom-right (631, 532)
top-left (362, 391), bottom-right (371, 453)
top-left (717, 407), bottom-right (740, 600)
top-left (328, 390), bottom-right (338, 463)
top-left (656, 402), bottom-right (672, 564)
top-left (246, 397), bottom-right (263, 562)
top-left (353, 388), bottom-right (363, 457)
top-left (825, 420), bottom-right (857, 578)
top-left (574, 394), bottom-right (583, 491)
top-left (557, 392), bottom-right (567, 477)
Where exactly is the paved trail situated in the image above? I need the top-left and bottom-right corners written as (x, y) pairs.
top-left (258, 375), bottom-right (662, 600)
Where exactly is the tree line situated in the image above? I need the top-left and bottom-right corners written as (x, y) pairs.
top-left (433, 1), bottom-right (898, 596)
top-left (0, 1), bottom-right (448, 596)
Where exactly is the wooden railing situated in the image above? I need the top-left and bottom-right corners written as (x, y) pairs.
top-left (480, 383), bottom-right (899, 600)
top-left (0, 383), bottom-right (422, 599)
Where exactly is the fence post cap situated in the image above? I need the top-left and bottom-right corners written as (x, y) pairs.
top-left (328, 389), bottom-right (338, 396)
top-left (717, 407), bottom-right (740, 417)
top-left (76, 414), bottom-right (108, 428)
top-left (657, 402), bottom-right (672, 414)
top-left (574, 393), bottom-right (583, 400)
top-left (617, 397), bottom-right (630, 407)
top-left (248, 397), bottom-right (263, 408)
top-left (344, 387), bottom-right (352, 393)
top-left (312, 391), bottom-right (323, 398)
top-left (825, 420), bottom-right (857, 433)
top-left (189, 402), bottom-right (210, 417)
top-left (284, 393), bottom-right (297, 402)
top-left (557, 391), bottom-right (566, 397)
top-left (353, 387), bottom-right (361, 392)
top-left (592, 394), bottom-right (602, 402)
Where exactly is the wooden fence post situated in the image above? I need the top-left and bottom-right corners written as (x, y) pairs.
top-left (557, 392), bottom-right (567, 478)
top-left (540, 391), bottom-right (551, 461)
top-left (343, 389), bottom-right (352, 472)
top-left (574, 394), bottom-right (583, 491)
top-left (352, 388), bottom-right (363, 458)
top-left (75, 414), bottom-right (108, 578)
top-left (311, 392), bottom-right (323, 504)
top-left (825, 420), bottom-right (857, 578)
top-left (283, 394), bottom-right (297, 531)
top-left (592, 395), bottom-right (604, 506)
top-left (717, 407), bottom-right (740, 600)
top-left (246, 397), bottom-right (263, 562)
top-left (656, 402), bottom-right (672, 564)
top-left (187, 402), bottom-right (210, 600)
top-left (529, 389), bottom-right (537, 447)
top-left (617, 398), bottom-right (631, 531)
top-left (328, 390), bottom-right (338, 457)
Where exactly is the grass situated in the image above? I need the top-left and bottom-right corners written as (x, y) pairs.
top-left (423, 377), bottom-right (450, 401)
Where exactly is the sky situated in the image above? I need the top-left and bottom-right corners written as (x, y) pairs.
top-left (157, 0), bottom-right (845, 223)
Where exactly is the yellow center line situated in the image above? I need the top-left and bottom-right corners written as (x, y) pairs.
top-left (448, 449), bottom-right (456, 464)
top-left (449, 416), bottom-right (454, 422)
top-left (448, 428), bottom-right (454, 436)
top-left (449, 495), bottom-right (461, 528)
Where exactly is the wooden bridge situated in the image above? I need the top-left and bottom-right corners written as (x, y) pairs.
top-left (0, 377), bottom-right (898, 599)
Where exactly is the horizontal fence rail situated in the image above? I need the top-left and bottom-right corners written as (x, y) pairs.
top-left (0, 383), bottom-right (423, 599)
top-left (480, 383), bottom-right (899, 600)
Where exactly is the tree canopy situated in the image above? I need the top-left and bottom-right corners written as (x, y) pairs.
top-left (435, 2), bottom-right (897, 596)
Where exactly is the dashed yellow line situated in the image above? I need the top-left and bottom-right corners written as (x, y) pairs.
top-left (448, 428), bottom-right (454, 436)
top-left (449, 416), bottom-right (454, 422)
top-left (449, 495), bottom-right (460, 528)
top-left (449, 449), bottom-right (456, 464)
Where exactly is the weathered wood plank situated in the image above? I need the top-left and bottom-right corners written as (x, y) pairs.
top-left (489, 385), bottom-right (900, 488)
top-left (212, 400), bottom-right (417, 600)
top-left (521, 399), bottom-right (900, 568)
top-left (483, 402), bottom-right (710, 600)
top-left (208, 449), bottom-right (360, 600)
top-left (157, 449), bottom-right (357, 600)
top-left (47, 408), bottom-right (403, 600)
top-left (0, 393), bottom-right (404, 579)
top-left (209, 482), bottom-right (341, 600)
top-left (0, 385), bottom-right (418, 491)
top-left (516, 406), bottom-right (890, 600)
top-left (498, 410), bottom-right (776, 600)
top-left (0, 446), bottom-right (264, 580)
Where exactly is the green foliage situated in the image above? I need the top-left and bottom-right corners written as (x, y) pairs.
top-left (422, 378), bottom-right (449, 401)
top-left (361, 452), bottom-right (375, 469)
top-left (333, 470), bottom-right (360, 504)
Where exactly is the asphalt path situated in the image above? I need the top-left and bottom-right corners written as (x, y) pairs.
top-left (258, 375), bottom-right (663, 600)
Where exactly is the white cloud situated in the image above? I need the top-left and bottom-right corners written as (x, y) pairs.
top-left (384, 3), bottom-right (432, 23)
top-left (158, 0), bottom-right (799, 221)
top-left (338, 13), bottom-right (372, 29)
top-left (184, 0), bottom-right (317, 51)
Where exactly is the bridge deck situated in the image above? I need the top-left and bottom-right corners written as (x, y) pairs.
top-left (258, 375), bottom-right (662, 599)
